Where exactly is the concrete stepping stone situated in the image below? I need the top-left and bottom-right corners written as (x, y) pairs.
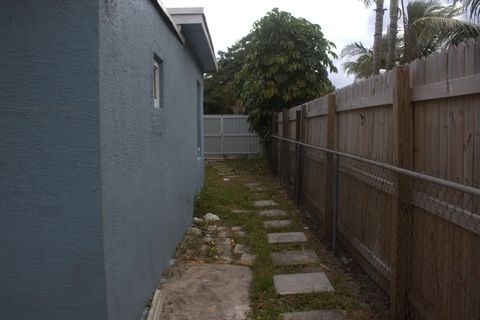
top-left (245, 182), bottom-right (261, 190)
top-left (253, 200), bottom-right (278, 207)
top-left (258, 209), bottom-right (287, 218)
top-left (160, 264), bottom-right (251, 320)
top-left (232, 209), bottom-right (251, 214)
top-left (215, 238), bottom-right (232, 256)
top-left (263, 220), bottom-right (292, 228)
top-left (268, 232), bottom-right (308, 244)
top-left (283, 310), bottom-right (348, 320)
top-left (233, 244), bottom-right (249, 255)
top-left (233, 230), bottom-right (246, 237)
top-left (271, 250), bottom-right (320, 266)
top-left (203, 236), bottom-right (214, 243)
top-left (273, 272), bottom-right (334, 295)
top-left (237, 253), bottom-right (256, 266)
top-left (218, 231), bottom-right (230, 238)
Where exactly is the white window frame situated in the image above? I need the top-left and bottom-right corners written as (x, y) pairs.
top-left (153, 60), bottom-right (160, 108)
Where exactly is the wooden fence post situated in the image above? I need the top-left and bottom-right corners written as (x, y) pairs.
top-left (282, 110), bottom-right (290, 187)
top-left (391, 66), bottom-right (413, 320)
top-left (324, 94), bottom-right (337, 243)
top-left (271, 113), bottom-right (278, 175)
top-left (294, 105), bottom-right (308, 206)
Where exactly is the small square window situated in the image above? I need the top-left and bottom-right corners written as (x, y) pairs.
top-left (153, 58), bottom-right (162, 108)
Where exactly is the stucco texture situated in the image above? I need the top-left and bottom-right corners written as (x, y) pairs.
top-left (99, 1), bottom-right (204, 319)
top-left (0, 0), bottom-right (204, 319)
top-left (0, 1), bottom-right (107, 319)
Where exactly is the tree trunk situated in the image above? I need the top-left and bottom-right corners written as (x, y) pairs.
top-left (386, 0), bottom-right (399, 69)
top-left (372, 0), bottom-right (385, 75)
top-left (400, 0), bottom-right (411, 63)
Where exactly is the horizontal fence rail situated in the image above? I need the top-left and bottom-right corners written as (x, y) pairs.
top-left (272, 135), bottom-right (480, 198)
top-left (268, 38), bottom-right (480, 320)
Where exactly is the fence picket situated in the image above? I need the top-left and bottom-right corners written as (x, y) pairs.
top-left (269, 38), bottom-right (480, 320)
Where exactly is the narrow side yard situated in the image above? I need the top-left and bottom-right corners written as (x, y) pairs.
top-left (160, 158), bottom-right (389, 320)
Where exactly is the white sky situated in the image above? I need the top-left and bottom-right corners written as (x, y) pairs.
top-left (163, 0), bottom-right (394, 88)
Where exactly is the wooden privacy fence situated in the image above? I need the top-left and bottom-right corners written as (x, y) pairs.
top-left (204, 115), bottom-right (261, 159)
top-left (270, 39), bottom-right (480, 320)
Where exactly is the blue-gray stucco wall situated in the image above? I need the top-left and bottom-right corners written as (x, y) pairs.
top-left (0, 1), bottom-right (204, 319)
top-left (0, 1), bottom-right (107, 319)
top-left (98, 1), bottom-right (204, 319)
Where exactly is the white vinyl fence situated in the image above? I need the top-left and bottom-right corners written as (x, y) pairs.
top-left (204, 115), bottom-right (261, 159)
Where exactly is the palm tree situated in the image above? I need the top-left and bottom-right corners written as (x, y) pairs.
top-left (340, 38), bottom-right (389, 79)
top-left (387, 0), bottom-right (399, 69)
top-left (360, 0), bottom-right (385, 75)
top-left (342, 0), bottom-right (480, 79)
top-left (454, 0), bottom-right (480, 20)
top-left (404, 0), bottom-right (480, 61)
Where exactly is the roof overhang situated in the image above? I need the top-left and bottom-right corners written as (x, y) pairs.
top-left (149, 0), bottom-right (185, 44)
top-left (168, 7), bottom-right (218, 73)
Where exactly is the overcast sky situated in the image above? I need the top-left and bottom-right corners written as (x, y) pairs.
top-left (163, 0), bottom-right (394, 88)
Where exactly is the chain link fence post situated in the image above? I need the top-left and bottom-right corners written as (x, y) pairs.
top-left (332, 153), bottom-right (339, 256)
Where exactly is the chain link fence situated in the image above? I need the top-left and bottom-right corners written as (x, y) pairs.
top-left (269, 135), bottom-right (480, 320)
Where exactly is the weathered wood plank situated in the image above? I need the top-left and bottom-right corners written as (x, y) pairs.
top-left (307, 96), bottom-right (329, 118)
top-left (336, 93), bottom-right (393, 112)
top-left (411, 73), bottom-right (480, 102)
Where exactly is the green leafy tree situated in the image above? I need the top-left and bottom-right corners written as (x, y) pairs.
top-left (203, 38), bottom-right (250, 114)
top-left (236, 8), bottom-right (337, 143)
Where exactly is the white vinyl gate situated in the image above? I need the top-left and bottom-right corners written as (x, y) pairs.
top-left (204, 115), bottom-right (261, 159)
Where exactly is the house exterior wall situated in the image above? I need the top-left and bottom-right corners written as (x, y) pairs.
top-left (0, 1), bottom-right (205, 319)
top-left (0, 1), bottom-right (107, 320)
top-left (99, 1), bottom-right (204, 319)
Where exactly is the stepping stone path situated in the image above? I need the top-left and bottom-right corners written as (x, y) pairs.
top-left (232, 209), bottom-right (251, 214)
top-left (250, 183), bottom-right (345, 319)
top-left (267, 232), bottom-right (308, 244)
top-left (165, 162), bottom-right (347, 320)
top-left (258, 209), bottom-right (287, 218)
top-left (254, 200), bottom-right (278, 207)
top-left (263, 220), bottom-right (292, 229)
top-left (271, 250), bottom-right (320, 266)
top-left (184, 216), bottom-right (255, 267)
top-left (283, 310), bottom-right (348, 320)
top-left (211, 162), bottom-right (237, 178)
top-left (245, 182), bottom-right (261, 190)
top-left (244, 182), bottom-right (266, 192)
top-left (273, 273), bottom-right (334, 295)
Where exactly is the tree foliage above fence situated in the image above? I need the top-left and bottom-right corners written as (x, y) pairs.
top-left (238, 9), bottom-right (337, 143)
top-left (203, 9), bottom-right (337, 143)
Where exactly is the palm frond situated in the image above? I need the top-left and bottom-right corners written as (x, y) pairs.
top-left (455, 0), bottom-right (480, 20)
top-left (360, 0), bottom-right (375, 8)
top-left (412, 16), bottom-right (480, 46)
top-left (340, 42), bottom-right (370, 59)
